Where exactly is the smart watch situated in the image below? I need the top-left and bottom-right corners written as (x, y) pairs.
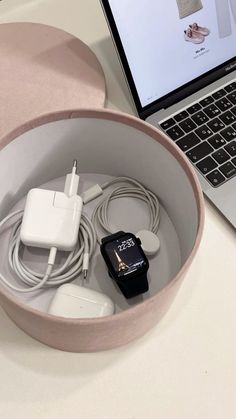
top-left (100, 231), bottom-right (149, 299)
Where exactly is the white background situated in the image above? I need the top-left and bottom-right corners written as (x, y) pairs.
top-left (109, 0), bottom-right (236, 106)
top-left (0, 1), bottom-right (235, 419)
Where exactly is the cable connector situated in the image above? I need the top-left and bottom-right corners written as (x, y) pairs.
top-left (82, 184), bottom-right (103, 204)
top-left (82, 252), bottom-right (89, 279)
top-left (48, 246), bottom-right (57, 266)
top-left (64, 160), bottom-right (79, 197)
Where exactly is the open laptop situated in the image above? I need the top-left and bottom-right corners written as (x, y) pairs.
top-left (100, 0), bottom-right (236, 229)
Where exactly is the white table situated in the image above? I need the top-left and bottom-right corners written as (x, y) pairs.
top-left (0, 1), bottom-right (235, 418)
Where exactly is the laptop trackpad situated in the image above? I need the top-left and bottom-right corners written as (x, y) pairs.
top-left (207, 177), bottom-right (236, 229)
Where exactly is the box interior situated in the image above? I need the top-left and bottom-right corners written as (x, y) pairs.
top-left (0, 117), bottom-right (199, 314)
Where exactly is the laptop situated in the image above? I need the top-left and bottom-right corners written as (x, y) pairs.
top-left (100, 0), bottom-right (236, 229)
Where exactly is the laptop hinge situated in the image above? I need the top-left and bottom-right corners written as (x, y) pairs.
top-left (140, 61), bottom-right (236, 120)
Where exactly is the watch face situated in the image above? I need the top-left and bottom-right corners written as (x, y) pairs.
top-left (102, 233), bottom-right (148, 279)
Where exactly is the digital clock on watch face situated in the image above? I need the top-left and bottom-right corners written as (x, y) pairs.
top-left (102, 233), bottom-right (148, 278)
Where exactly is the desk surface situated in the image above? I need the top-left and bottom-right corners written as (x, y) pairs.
top-left (0, 1), bottom-right (235, 418)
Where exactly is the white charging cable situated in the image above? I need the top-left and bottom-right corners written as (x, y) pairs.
top-left (0, 210), bottom-right (56, 293)
top-left (2, 212), bottom-right (96, 293)
top-left (84, 176), bottom-right (160, 243)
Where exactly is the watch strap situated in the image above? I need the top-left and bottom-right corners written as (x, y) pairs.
top-left (116, 272), bottom-right (148, 299)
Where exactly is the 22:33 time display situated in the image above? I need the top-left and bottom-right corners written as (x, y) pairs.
top-left (118, 238), bottom-right (135, 252)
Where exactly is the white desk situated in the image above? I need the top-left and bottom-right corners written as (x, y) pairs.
top-left (0, 1), bottom-right (235, 418)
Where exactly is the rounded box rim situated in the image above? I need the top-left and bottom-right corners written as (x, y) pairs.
top-left (0, 107), bottom-right (205, 325)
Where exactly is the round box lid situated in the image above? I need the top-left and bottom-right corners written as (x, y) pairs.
top-left (0, 22), bottom-right (106, 137)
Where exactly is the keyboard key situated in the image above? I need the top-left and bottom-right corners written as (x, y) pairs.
top-left (191, 111), bottom-right (209, 126)
top-left (166, 125), bottom-right (184, 140)
top-left (233, 122), bottom-right (236, 131)
top-left (208, 134), bottom-right (226, 149)
top-left (186, 141), bottom-right (213, 162)
top-left (207, 117), bottom-right (225, 132)
top-left (220, 126), bottom-right (236, 142)
top-left (174, 111), bottom-right (188, 122)
top-left (187, 103), bottom-right (202, 115)
top-left (176, 132), bottom-right (200, 151)
top-left (206, 170), bottom-right (225, 187)
top-left (224, 141), bottom-right (236, 156)
top-left (212, 89), bottom-right (226, 100)
top-left (196, 156), bottom-right (217, 174)
top-left (224, 82), bottom-right (236, 93)
top-left (219, 161), bottom-right (236, 178)
top-left (232, 157), bottom-right (236, 166)
top-left (231, 106), bottom-right (236, 116)
top-left (204, 104), bottom-right (221, 118)
top-left (160, 118), bottom-right (175, 130)
top-left (200, 96), bottom-right (214, 107)
top-left (212, 148), bottom-right (230, 164)
top-left (195, 125), bottom-right (213, 140)
top-left (215, 97), bottom-right (232, 111)
top-left (227, 92), bottom-right (236, 105)
top-left (179, 118), bottom-right (197, 133)
top-left (219, 110), bottom-right (236, 125)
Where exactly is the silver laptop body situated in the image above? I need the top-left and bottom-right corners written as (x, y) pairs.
top-left (147, 74), bottom-right (236, 228)
top-left (101, 0), bottom-right (236, 229)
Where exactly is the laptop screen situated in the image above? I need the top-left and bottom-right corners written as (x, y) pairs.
top-left (102, 1), bottom-right (236, 113)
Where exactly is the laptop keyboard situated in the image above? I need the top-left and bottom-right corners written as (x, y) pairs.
top-left (160, 81), bottom-right (236, 187)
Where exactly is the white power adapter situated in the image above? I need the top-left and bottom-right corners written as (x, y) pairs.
top-left (21, 189), bottom-right (82, 251)
top-left (0, 160), bottom-right (97, 293)
top-left (20, 161), bottom-right (82, 251)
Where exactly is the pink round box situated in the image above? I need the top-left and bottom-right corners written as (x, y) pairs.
top-left (0, 109), bottom-right (204, 352)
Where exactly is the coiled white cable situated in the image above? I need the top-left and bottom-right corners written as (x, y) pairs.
top-left (91, 176), bottom-right (160, 243)
top-left (0, 210), bottom-right (96, 293)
